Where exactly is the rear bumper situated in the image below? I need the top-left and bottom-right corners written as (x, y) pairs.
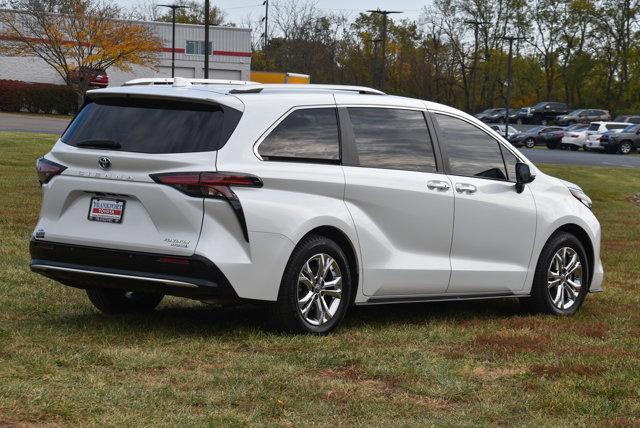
top-left (29, 240), bottom-right (239, 301)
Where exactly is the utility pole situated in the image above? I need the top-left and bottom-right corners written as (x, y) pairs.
top-left (464, 20), bottom-right (486, 113)
top-left (367, 9), bottom-right (402, 91)
top-left (500, 35), bottom-right (526, 140)
top-left (262, 0), bottom-right (269, 64)
top-left (372, 38), bottom-right (382, 87)
top-left (204, 0), bottom-right (210, 78)
top-left (158, 4), bottom-right (188, 78)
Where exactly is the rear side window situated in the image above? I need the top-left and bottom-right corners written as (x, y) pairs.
top-left (606, 124), bottom-right (628, 130)
top-left (434, 114), bottom-right (507, 180)
top-left (62, 98), bottom-right (241, 153)
top-left (588, 124), bottom-right (600, 131)
top-left (258, 108), bottom-right (340, 162)
top-left (347, 107), bottom-right (437, 172)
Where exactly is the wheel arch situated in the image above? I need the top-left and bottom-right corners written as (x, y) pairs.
top-left (551, 223), bottom-right (595, 287)
top-left (297, 225), bottom-right (360, 305)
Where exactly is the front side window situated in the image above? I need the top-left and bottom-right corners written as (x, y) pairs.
top-left (258, 108), bottom-right (340, 162)
top-left (347, 107), bottom-right (437, 172)
top-left (186, 41), bottom-right (212, 55)
top-left (606, 124), bottom-right (628, 130)
top-left (434, 114), bottom-right (507, 180)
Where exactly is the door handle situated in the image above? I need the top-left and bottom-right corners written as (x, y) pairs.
top-left (455, 183), bottom-right (477, 194)
top-left (427, 180), bottom-right (450, 191)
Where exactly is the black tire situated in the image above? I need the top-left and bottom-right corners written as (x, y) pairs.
top-left (273, 235), bottom-right (352, 334)
top-left (524, 138), bottom-right (536, 149)
top-left (521, 232), bottom-right (590, 316)
top-left (546, 141), bottom-right (558, 150)
top-left (569, 145), bottom-right (579, 151)
top-left (604, 146), bottom-right (618, 154)
top-left (618, 141), bottom-right (634, 154)
top-left (86, 289), bottom-right (164, 314)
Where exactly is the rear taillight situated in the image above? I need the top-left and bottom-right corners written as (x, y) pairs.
top-left (151, 172), bottom-right (263, 242)
top-left (36, 157), bottom-right (66, 184)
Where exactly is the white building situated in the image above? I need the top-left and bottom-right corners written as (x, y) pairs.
top-left (0, 19), bottom-right (252, 86)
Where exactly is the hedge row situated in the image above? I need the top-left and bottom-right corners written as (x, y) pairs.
top-left (0, 79), bottom-right (77, 115)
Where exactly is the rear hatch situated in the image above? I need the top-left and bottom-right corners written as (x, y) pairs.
top-left (34, 92), bottom-right (243, 256)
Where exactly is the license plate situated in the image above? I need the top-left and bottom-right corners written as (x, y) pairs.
top-left (88, 197), bottom-right (125, 223)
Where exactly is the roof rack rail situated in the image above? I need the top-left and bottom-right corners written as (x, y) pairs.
top-left (227, 84), bottom-right (385, 95)
top-left (123, 77), bottom-right (258, 87)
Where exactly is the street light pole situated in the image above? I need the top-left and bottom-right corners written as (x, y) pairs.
top-left (500, 35), bottom-right (526, 139)
top-left (158, 4), bottom-right (188, 78)
top-left (204, 0), bottom-right (209, 78)
top-left (367, 9), bottom-right (402, 91)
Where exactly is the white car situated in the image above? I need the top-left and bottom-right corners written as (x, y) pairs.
top-left (584, 122), bottom-right (629, 150)
top-left (560, 123), bottom-right (590, 149)
top-left (30, 81), bottom-right (604, 334)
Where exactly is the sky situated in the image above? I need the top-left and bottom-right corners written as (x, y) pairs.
top-left (120, 0), bottom-right (428, 26)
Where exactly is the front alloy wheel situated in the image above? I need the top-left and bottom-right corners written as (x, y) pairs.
top-left (525, 138), bottom-right (536, 149)
top-left (521, 231), bottom-right (589, 315)
top-left (619, 142), bottom-right (633, 154)
top-left (547, 247), bottom-right (583, 310)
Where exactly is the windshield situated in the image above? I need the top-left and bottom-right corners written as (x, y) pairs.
top-left (526, 126), bottom-right (543, 134)
top-left (533, 102), bottom-right (548, 108)
top-left (568, 109), bottom-right (584, 115)
top-left (566, 123), bottom-right (587, 131)
top-left (62, 97), bottom-right (241, 154)
top-left (587, 123), bottom-right (600, 131)
top-left (623, 124), bottom-right (640, 132)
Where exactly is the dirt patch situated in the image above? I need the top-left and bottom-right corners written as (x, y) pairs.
top-left (572, 322), bottom-right (608, 339)
top-left (470, 331), bottom-right (551, 357)
top-left (530, 363), bottom-right (606, 378)
top-left (626, 193), bottom-right (640, 207)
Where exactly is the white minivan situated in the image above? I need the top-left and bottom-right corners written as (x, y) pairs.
top-left (30, 81), bottom-right (604, 334)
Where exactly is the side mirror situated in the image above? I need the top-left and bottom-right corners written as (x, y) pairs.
top-left (515, 162), bottom-right (535, 193)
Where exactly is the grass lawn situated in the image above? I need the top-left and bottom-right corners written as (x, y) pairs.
top-left (1, 132), bottom-right (639, 426)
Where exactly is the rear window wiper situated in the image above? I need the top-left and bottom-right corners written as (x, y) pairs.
top-left (76, 139), bottom-right (121, 150)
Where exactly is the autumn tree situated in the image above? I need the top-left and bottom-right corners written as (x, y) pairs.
top-left (0, 0), bottom-right (162, 107)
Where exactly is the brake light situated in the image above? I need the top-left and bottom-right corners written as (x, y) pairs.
top-left (151, 172), bottom-right (263, 242)
top-left (36, 157), bottom-right (66, 184)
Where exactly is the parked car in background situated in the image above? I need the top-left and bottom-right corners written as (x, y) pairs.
top-left (69, 67), bottom-right (109, 88)
top-left (475, 108), bottom-right (504, 122)
top-left (518, 102), bottom-right (568, 125)
top-left (541, 128), bottom-right (567, 149)
top-left (613, 115), bottom-right (640, 124)
top-left (560, 123), bottom-right (590, 150)
top-left (489, 124), bottom-right (519, 138)
top-left (555, 109), bottom-right (610, 126)
top-left (509, 126), bottom-right (564, 148)
top-left (600, 124), bottom-right (640, 154)
top-left (584, 122), bottom-right (629, 151)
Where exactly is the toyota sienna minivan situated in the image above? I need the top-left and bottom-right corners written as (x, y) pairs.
top-left (30, 79), bottom-right (604, 334)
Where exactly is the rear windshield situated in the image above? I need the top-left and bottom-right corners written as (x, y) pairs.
top-left (61, 97), bottom-right (241, 153)
top-left (587, 124), bottom-right (600, 131)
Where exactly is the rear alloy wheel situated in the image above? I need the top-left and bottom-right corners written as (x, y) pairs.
top-left (86, 289), bottom-right (164, 314)
top-left (274, 235), bottom-right (351, 334)
top-left (619, 141), bottom-right (633, 154)
top-left (521, 232), bottom-right (589, 315)
top-left (525, 138), bottom-right (536, 149)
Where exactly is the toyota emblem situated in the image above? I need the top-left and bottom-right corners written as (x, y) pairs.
top-left (98, 156), bottom-right (111, 170)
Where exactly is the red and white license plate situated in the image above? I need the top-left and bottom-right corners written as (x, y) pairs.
top-left (88, 197), bottom-right (125, 223)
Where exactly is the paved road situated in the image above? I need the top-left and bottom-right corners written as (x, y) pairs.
top-left (0, 112), bottom-right (70, 134)
top-left (520, 147), bottom-right (640, 167)
top-left (1, 112), bottom-right (639, 167)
